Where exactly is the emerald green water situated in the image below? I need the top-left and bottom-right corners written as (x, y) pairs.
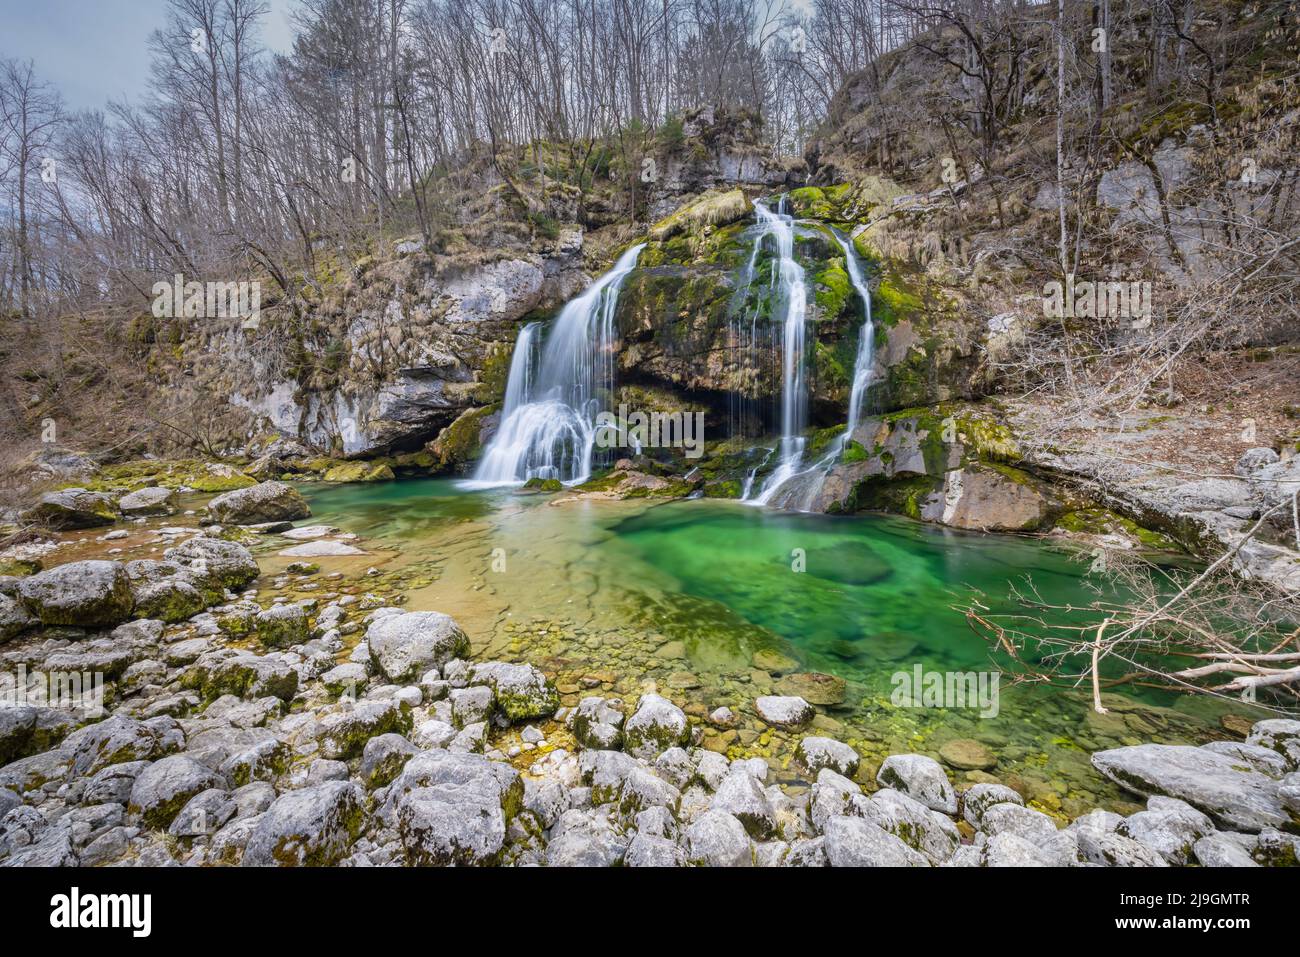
top-left (297, 477), bottom-right (1261, 817)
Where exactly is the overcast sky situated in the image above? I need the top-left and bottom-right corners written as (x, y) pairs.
top-left (0, 0), bottom-right (297, 111)
top-left (4, 0), bottom-right (814, 112)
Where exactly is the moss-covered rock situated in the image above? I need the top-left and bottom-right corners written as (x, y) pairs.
top-left (428, 406), bottom-right (493, 471)
top-left (182, 650), bottom-right (299, 703)
top-left (523, 477), bottom-right (564, 492)
top-left (255, 603), bottom-right (310, 648)
top-left (322, 460), bottom-right (396, 483)
top-left (648, 188), bottom-right (749, 243)
top-left (623, 693), bottom-right (690, 759)
top-left (316, 700), bottom-right (413, 760)
top-left (469, 662), bottom-right (559, 723)
top-left (23, 488), bottom-right (118, 530)
top-left (16, 560), bottom-right (135, 627)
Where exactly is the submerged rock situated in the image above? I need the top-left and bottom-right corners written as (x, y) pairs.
top-left (278, 541), bottom-right (366, 557)
top-left (775, 672), bottom-right (846, 706)
top-left (938, 738), bottom-right (997, 771)
top-left (755, 695), bottom-right (814, 729)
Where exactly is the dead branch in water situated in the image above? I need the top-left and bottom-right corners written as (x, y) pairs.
top-left (959, 526), bottom-right (1300, 716)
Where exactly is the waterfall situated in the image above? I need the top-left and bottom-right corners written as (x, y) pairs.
top-left (748, 224), bottom-right (875, 511)
top-left (830, 227), bottom-right (875, 455)
top-left (466, 243), bottom-right (645, 487)
top-left (745, 198), bottom-right (809, 506)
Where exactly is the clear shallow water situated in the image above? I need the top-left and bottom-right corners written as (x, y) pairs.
top-left (299, 477), bottom-right (1262, 816)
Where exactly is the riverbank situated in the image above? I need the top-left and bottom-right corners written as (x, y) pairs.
top-left (1, 478), bottom-right (1296, 866)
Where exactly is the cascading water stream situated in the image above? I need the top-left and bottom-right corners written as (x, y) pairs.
top-left (466, 243), bottom-right (645, 487)
top-left (745, 198), bottom-right (809, 506)
top-left (747, 223), bottom-right (876, 511)
top-left (829, 227), bottom-right (875, 455)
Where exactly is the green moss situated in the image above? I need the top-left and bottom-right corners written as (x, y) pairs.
top-left (133, 584), bottom-right (208, 624)
top-left (813, 258), bottom-right (853, 319)
top-left (703, 480), bottom-right (742, 499)
top-left (787, 184), bottom-right (859, 220)
top-left (813, 340), bottom-right (850, 394)
top-left (187, 471), bottom-right (257, 492)
top-left (494, 682), bottom-right (560, 723)
top-left (807, 425), bottom-right (847, 458)
top-left (842, 440), bottom-right (868, 464)
top-left (0, 558), bottom-right (42, 576)
top-left (620, 478), bottom-right (695, 499)
top-left (523, 477), bottom-right (564, 492)
top-left (1055, 508), bottom-right (1182, 552)
top-left (955, 414), bottom-right (1020, 462)
top-left (473, 342), bottom-right (513, 404)
top-left (81, 459), bottom-right (256, 494)
top-left (872, 272), bottom-right (924, 329)
top-left (322, 461), bottom-right (396, 483)
top-left (429, 406), bottom-right (492, 470)
top-left (648, 189), bottom-right (749, 242)
top-left (850, 474), bottom-right (940, 519)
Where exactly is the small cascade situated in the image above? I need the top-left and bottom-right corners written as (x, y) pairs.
top-left (829, 227), bottom-right (876, 454)
top-left (745, 198), bottom-right (809, 506)
top-left (750, 225), bottom-right (876, 512)
top-left (740, 447), bottom-right (775, 499)
top-left (726, 221), bottom-right (771, 442)
top-left (466, 244), bottom-right (645, 487)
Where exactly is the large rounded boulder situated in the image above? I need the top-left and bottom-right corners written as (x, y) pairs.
top-left (118, 486), bottom-right (178, 517)
top-left (242, 781), bottom-right (365, 866)
top-left (206, 481), bottom-right (310, 525)
top-left (16, 560), bottom-right (135, 627)
top-left (162, 537), bottom-right (259, 594)
top-left (23, 488), bottom-right (117, 529)
top-left (366, 611), bottom-right (470, 682)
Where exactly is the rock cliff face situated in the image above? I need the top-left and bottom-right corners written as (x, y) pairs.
top-left (611, 184), bottom-right (989, 439)
top-left (159, 107), bottom-right (800, 463)
top-left (214, 238), bottom-right (590, 458)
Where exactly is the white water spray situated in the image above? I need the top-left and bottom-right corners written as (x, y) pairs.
top-left (466, 244), bottom-right (645, 487)
top-left (830, 227), bottom-right (875, 454)
top-left (746, 199), bottom-right (809, 506)
top-left (748, 224), bottom-right (876, 510)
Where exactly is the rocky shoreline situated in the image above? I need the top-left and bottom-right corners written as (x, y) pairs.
top-left (1, 481), bottom-right (1297, 867)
